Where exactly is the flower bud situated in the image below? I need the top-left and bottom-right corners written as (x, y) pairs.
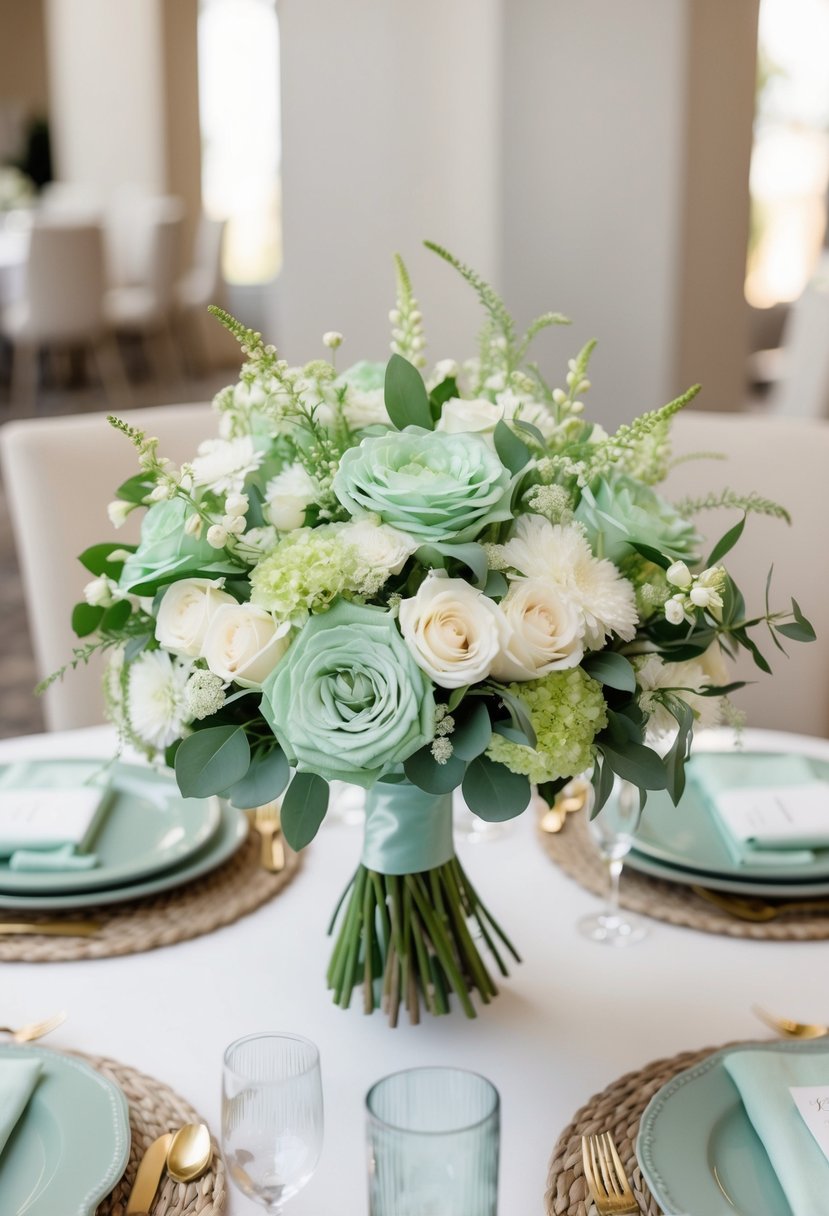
top-left (224, 493), bottom-right (249, 518)
top-left (184, 513), bottom-right (203, 538)
top-left (322, 331), bottom-right (343, 349)
top-left (664, 596), bottom-right (686, 626)
top-left (666, 560), bottom-right (693, 590)
top-left (206, 524), bottom-right (228, 549)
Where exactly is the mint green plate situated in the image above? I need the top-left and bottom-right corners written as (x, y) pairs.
top-left (0, 760), bottom-right (221, 894)
top-left (0, 800), bottom-right (247, 911)
top-left (632, 751), bottom-right (829, 882)
top-left (0, 1043), bottom-right (130, 1215)
top-left (625, 847), bottom-right (829, 897)
top-left (637, 1041), bottom-right (829, 1215)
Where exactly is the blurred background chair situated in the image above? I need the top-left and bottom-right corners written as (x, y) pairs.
top-left (765, 251), bottom-right (829, 420)
top-left (0, 220), bottom-right (127, 414)
top-left (666, 410), bottom-right (829, 737)
top-left (175, 214), bottom-right (226, 373)
top-left (0, 401), bottom-right (213, 730)
top-left (104, 196), bottom-right (185, 382)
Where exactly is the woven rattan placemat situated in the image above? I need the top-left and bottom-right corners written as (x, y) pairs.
top-left (545, 1042), bottom-right (740, 1216)
top-left (0, 830), bottom-right (300, 962)
top-left (73, 1049), bottom-right (227, 1215)
top-left (539, 809), bottom-right (829, 940)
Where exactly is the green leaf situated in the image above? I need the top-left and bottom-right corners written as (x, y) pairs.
top-left (415, 542), bottom-right (489, 588)
top-left (447, 685), bottom-right (470, 713)
top-left (483, 570), bottom-right (508, 600)
top-left (707, 514), bottom-right (746, 565)
top-left (78, 542), bottom-right (136, 577)
top-left (661, 693), bottom-right (694, 805)
top-left (582, 652), bottom-right (636, 693)
top-left (497, 689), bottom-right (537, 748)
top-left (512, 418), bottom-right (547, 446)
top-left (99, 600), bottom-right (132, 633)
top-left (462, 754), bottom-right (531, 821)
top-left (450, 701), bottom-right (492, 762)
top-left (115, 473), bottom-right (154, 504)
top-left (493, 420), bottom-right (531, 475)
top-left (404, 745), bottom-right (466, 794)
top-left (605, 708), bottom-right (642, 745)
top-left (280, 772), bottom-right (330, 850)
top-left (492, 721), bottom-right (533, 746)
top-left (777, 621), bottom-right (816, 643)
top-left (598, 741), bottom-right (668, 790)
top-left (429, 375), bottom-right (458, 417)
top-left (590, 755), bottom-right (616, 819)
top-left (629, 542), bottom-right (671, 571)
top-left (71, 602), bottom-right (104, 638)
top-left (384, 353), bottom-right (432, 431)
top-left (175, 725), bottom-right (251, 798)
top-left (124, 633), bottom-right (152, 661)
top-left (225, 748), bottom-right (290, 810)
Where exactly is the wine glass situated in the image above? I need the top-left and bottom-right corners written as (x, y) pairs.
top-left (222, 1032), bottom-right (323, 1213)
top-left (577, 778), bottom-right (647, 946)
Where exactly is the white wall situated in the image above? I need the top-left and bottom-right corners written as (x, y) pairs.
top-left (502, 0), bottom-right (689, 428)
top-left (44, 0), bottom-right (165, 200)
top-left (277, 0), bottom-right (503, 365)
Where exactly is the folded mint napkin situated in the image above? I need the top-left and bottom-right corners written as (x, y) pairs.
top-left (724, 1046), bottom-right (829, 1216)
top-left (0, 760), bottom-right (112, 872)
top-left (690, 753), bottom-right (829, 866)
top-left (0, 1057), bottom-right (42, 1157)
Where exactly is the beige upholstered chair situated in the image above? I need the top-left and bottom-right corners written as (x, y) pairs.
top-left (0, 402), bottom-right (213, 731)
top-left (666, 410), bottom-right (829, 737)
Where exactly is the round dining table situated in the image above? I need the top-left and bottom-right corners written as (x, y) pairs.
top-left (1, 724), bottom-right (826, 1215)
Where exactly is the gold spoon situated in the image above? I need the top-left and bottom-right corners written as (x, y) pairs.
top-left (166, 1122), bottom-right (212, 1184)
top-left (752, 1005), bottom-right (828, 1040)
top-left (539, 781), bottom-right (591, 834)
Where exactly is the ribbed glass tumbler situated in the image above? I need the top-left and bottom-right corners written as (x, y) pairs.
top-left (366, 1066), bottom-right (500, 1216)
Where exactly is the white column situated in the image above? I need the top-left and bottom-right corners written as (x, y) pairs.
top-left (277, 0), bottom-right (503, 364)
top-left (44, 0), bottom-right (166, 200)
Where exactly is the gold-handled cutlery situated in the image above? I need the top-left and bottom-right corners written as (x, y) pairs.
top-left (752, 1005), bottom-right (828, 1040)
top-left (0, 920), bottom-right (101, 937)
top-left (250, 803), bottom-right (285, 873)
top-left (691, 886), bottom-right (829, 922)
top-left (540, 780), bottom-right (591, 834)
top-left (0, 1010), bottom-right (67, 1043)
top-left (581, 1132), bottom-right (641, 1215)
top-left (125, 1132), bottom-right (174, 1215)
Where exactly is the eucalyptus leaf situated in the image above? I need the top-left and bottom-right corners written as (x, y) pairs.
top-left (707, 514), bottom-right (746, 565)
top-left (384, 353), bottom-right (432, 431)
top-left (280, 772), bottom-right (330, 850)
top-left (415, 542), bottom-right (489, 588)
top-left (447, 685), bottom-right (470, 713)
top-left (776, 621), bottom-right (816, 643)
top-left (175, 725), bottom-right (251, 798)
top-left (493, 420), bottom-right (531, 475)
top-left (483, 570), bottom-right (508, 600)
top-left (404, 746), bottom-right (466, 794)
top-left (598, 740), bottom-right (668, 790)
top-left (124, 633), bottom-right (152, 661)
top-left (582, 652), bottom-right (636, 693)
top-left (492, 721), bottom-right (533, 746)
top-left (450, 702), bottom-right (492, 762)
top-left (512, 418), bottom-right (547, 446)
top-left (590, 755), bottom-right (616, 819)
top-left (226, 748), bottom-right (290, 809)
top-left (462, 755), bottom-right (530, 821)
top-left (497, 690), bottom-right (537, 748)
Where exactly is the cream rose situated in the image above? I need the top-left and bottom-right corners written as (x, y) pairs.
top-left (265, 463), bottom-right (319, 532)
top-left (398, 573), bottom-right (508, 689)
top-left (202, 603), bottom-right (291, 686)
top-left (343, 388), bottom-right (390, 430)
top-left (338, 518), bottom-right (419, 578)
top-left (490, 578), bottom-right (584, 681)
top-left (155, 578), bottom-right (235, 658)
top-left (435, 397), bottom-right (502, 437)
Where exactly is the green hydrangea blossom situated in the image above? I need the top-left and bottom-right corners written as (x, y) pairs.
top-left (250, 527), bottom-right (366, 623)
top-left (487, 668), bottom-right (607, 783)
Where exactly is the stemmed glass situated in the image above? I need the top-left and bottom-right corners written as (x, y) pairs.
top-left (577, 778), bottom-right (647, 946)
top-left (222, 1032), bottom-right (323, 1213)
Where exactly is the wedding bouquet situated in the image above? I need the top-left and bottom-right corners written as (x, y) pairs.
top-left (64, 242), bottom-right (813, 1023)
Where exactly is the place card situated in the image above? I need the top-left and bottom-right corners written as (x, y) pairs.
top-left (0, 788), bottom-right (108, 857)
top-left (709, 782), bottom-right (829, 849)
top-left (790, 1086), bottom-right (829, 1164)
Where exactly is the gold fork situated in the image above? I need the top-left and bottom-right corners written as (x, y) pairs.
top-left (582, 1132), bottom-right (641, 1215)
top-left (691, 885), bottom-right (829, 922)
top-left (250, 803), bottom-right (285, 873)
top-left (0, 1010), bottom-right (67, 1043)
top-left (752, 1004), bottom-right (828, 1039)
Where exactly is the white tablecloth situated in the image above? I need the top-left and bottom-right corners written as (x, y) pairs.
top-left (1, 726), bottom-right (826, 1215)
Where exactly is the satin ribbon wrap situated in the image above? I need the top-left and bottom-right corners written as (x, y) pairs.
top-left (361, 781), bottom-right (454, 875)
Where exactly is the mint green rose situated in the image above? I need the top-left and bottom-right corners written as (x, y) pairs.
top-left (574, 473), bottom-right (700, 564)
top-left (119, 499), bottom-right (237, 592)
top-left (337, 360), bottom-right (386, 392)
top-left (260, 599), bottom-right (435, 787)
top-left (332, 427), bottom-right (514, 543)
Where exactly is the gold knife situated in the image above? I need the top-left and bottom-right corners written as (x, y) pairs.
top-left (0, 921), bottom-right (101, 937)
top-left (126, 1131), bottom-right (174, 1215)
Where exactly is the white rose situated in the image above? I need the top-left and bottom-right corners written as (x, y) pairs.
top-left (490, 579), bottom-right (584, 681)
top-left (155, 579), bottom-right (235, 658)
top-left (203, 603), bottom-right (291, 686)
top-left (343, 388), bottom-right (390, 431)
top-left (339, 518), bottom-right (419, 578)
top-left (398, 572), bottom-right (509, 689)
top-left (435, 397), bottom-right (502, 438)
top-left (265, 463), bottom-right (319, 531)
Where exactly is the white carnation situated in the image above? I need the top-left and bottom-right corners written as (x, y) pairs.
top-left (127, 650), bottom-right (193, 750)
top-left (191, 437), bottom-right (264, 495)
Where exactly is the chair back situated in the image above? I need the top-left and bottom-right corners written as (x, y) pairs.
top-left (193, 215), bottom-right (226, 302)
top-left (769, 251), bottom-right (829, 419)
top-left (666, 410), bottom-right (829, 736)
top-left (0, 402), bottom-right (214, 731)
top-left (24, 222), bottom-right (105, 342)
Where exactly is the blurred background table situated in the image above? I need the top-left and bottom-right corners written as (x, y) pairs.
top-left (1, 725), bottom-right (825, 1215)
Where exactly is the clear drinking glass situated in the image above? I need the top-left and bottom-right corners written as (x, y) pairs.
top-left (577, 778), bottom-right (647, 946)
top-left (366, 1066), bottom-right (500, 1216)
top-left (222, 1032), bottom-right (323, 1213)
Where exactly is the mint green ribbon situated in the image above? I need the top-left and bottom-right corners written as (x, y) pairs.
top-left (361, 781), bottom-right (454, 875)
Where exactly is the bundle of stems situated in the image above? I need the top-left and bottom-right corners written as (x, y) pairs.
top-left (326, 856), bottom-right (520, 1026)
